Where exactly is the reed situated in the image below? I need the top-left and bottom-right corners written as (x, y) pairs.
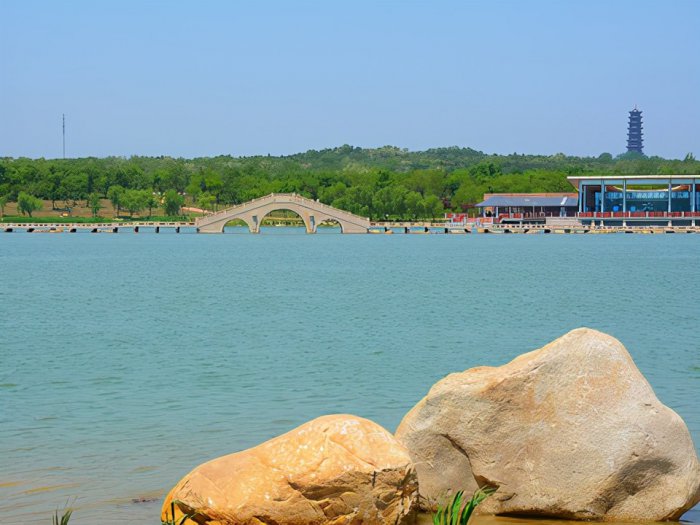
top-left (432, 486), bottom-right (496, 525)
top-left (51, 508), bottom-right (72, 525)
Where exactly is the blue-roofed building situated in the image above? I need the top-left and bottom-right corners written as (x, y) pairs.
top-left (475, 193), bottom-right (579, 222)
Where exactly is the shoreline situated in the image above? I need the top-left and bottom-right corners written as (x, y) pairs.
top-left (2, 222), bottom-right (700, 234)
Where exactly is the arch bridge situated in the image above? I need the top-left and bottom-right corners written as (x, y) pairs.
top-left (195, 193), bottom-right (371, 234)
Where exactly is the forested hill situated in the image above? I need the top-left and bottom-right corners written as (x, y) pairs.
top-left (1, 146), bottom-right (698, 219)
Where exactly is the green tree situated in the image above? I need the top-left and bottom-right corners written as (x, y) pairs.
top-left (88, 193), bottom-right (102, 217)
top-left (423, 194), bottom-right (444, 219)
top-left (185, 175), bottom-right (203, 201)
top-left (59, 172), bottom-right (88, 207)
top-left (402, 169), bottom-right (445, 197)
top-left (107, 185), bottom-right (125, 216)
top-left (121, 189), bottom-right (149, 217)
top-left (404, 191), bottom-right (424, 219)
top-left (372, 185), bottom-right (407, 219)
top-left (152, 169), bottom-right (167, 193)
top-left (163, 189), bottom-right (184, 216)
top-left (318, 181), bottom-right (347, 205)
top-left (203, 170), bottom-right (223, 203)
top-left (0, 194), bottom-right (8, 217)
top-left (197, 192), bottom-right (216, 211)
top-left (452, 181), bottom-right (484, 210)
top-left (162, 163), bottom-right (188, 193)
top-left (17, 191), bottom-right (43, 217)
top-left (145, 194), bottom-right (159, 217)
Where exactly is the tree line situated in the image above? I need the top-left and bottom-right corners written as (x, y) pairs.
top-left (0, 146), bottom-right (697, 220)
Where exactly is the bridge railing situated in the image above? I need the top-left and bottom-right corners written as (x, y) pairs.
top-left (291, 195), bottom-right (369, 222)
top-left (199, 194), bottom-right (274, 219)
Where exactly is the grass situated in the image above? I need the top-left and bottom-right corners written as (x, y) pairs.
top-left (432, 486), bottom-right (496, 525)
top-left (161, 500), bottom-right (198, 525)
top-left (51, 508), bottom-right (72, 525)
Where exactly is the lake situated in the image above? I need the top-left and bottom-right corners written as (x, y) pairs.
top-left (1, 229), bottom-right (698, 524)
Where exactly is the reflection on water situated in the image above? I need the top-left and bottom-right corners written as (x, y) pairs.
top-left (1, 232), bottom-right (698, 524)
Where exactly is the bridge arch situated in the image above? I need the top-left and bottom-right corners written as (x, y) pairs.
top-left (258, 208), bottom-right (313, 233)
top-left (316, 217), bottom-right (344, 233)
top-left (195, 194), bottom-right (370, 234)
top-left (223, 217), bottom-right (256, 233)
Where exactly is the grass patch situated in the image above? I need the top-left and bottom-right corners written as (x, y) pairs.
top-left (51, 508), bottom-right (72, 525)
top-left (432, 486), bottom-right (496, 525)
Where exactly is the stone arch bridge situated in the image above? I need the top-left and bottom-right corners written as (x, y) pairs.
top-left (195, 193), bottom-right (371, 233)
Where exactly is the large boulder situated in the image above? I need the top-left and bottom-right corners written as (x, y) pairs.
top-left (395, 328), bottom-right (700, 521)
top-left (162, 414), bottom-right (418, 525)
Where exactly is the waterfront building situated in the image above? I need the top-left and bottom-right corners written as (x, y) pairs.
top-left (627, 107), bottom-right (644, 154)
top-left (475, 193), bottom-right (578, 222)
top-left (568, 175), bottom-right (700, 226)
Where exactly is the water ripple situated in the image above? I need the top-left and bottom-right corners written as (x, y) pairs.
top-left (0, 232), bottom-right (698, 524)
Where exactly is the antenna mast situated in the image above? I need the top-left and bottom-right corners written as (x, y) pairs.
top-left (62, 114), bottom-right (66, 159)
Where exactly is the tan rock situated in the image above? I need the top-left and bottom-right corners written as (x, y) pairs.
top-left (396, 328), bottom-right (700, 521)
top-left (162, 414), bottom-right (417, 525)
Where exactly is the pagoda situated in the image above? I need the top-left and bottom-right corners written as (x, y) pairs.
top-left (626, 107), bottom-right (643, 153)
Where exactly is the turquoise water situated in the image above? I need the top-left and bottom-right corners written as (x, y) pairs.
top-left (1, 229), bottom-right (698, 524)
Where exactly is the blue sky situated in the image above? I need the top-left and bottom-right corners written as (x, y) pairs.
top-left (1, 0), bottom-right (698, 159)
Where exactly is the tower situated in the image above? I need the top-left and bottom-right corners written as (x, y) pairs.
top-left (626, 107), bottom-right (643, 154)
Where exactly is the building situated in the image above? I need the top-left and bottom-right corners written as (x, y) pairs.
top-left (627, 107), bottom-right (644, 154)
top-left (568, 175), bottom-right (700, 226)
top-left (475, 193), bottom-right (579, 222)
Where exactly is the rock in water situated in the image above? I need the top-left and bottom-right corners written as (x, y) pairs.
top-left (162, 414), bottom-right (417, 525)
top-left (395, 328), bottom-right (700, 521)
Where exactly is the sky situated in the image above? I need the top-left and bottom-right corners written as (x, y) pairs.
top-left (0, 0), bottom-right (698, 159)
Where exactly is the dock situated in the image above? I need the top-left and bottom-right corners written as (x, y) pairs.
top-left (2, 221), bottom-right (699, 234)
